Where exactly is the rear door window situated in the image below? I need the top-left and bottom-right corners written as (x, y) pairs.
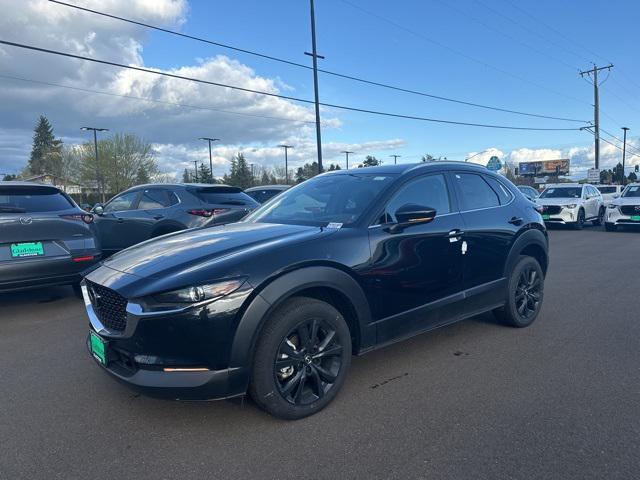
top-left (0, 186), bottom-right (73, 213)
top-left (190, 186), bottom-right (256, 206)
top-left (453, 173), bottom-right (500, 211)
top-left (138, 189), bottom-right (175, 209)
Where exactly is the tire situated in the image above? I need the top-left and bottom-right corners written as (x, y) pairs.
top-left (573, 208), bottom-right (585, 230)
top-left (72, 283), bottom-right (83, 299)
top-left (494, 256), bottom-right (544, 328)
top-left (249, 297), bottom-right (352, 420)
top-left (593, 207), bottom-right (605, 226)
top-left (605, 222), bottom-right (617, 232)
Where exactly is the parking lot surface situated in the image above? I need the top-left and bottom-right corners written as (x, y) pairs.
top-left (1, 227), bottom-right (639, 479)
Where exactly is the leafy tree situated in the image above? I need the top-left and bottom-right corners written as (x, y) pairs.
top-left (328, 163), bottom-right (341, 171)
top-left (2, 174), bottom-right (17, 181)
top-left (421, 154), bottom-right (435, 162)
top-left (29, 115), bottom-right (62, 175)
top-left (294, 162), bottom-right (319, 182)
top-left (359, 155), bottom-right (380, 168)
top-left (612, 162), bottom-right (625, 184)
top-left (599, 169), bottom-right (613, 184)
top-left (628, 171), bottom-right (638, 182)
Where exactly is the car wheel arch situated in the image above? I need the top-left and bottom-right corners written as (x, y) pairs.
top-left (150, 221), bottom-right (185, 238)
top-left (504, 228), bottom-right (549, 278)
top-left (228, 265), bottom-right (373, 378)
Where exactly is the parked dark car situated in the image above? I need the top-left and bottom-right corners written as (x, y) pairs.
top-left (244, 184), bottom-right (290, 204)
top-left (92, 183), bottom-right (258, 254)
top-left (0, 182), bottom-right (101, 292)
top-left (82, 162), bottom-right (548, 419)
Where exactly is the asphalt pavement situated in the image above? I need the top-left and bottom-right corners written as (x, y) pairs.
top-left (1, 226), bottom-right (639, 480)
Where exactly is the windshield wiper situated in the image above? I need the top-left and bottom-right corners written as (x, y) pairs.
top-left (0, 206), bottom-right (26, 213)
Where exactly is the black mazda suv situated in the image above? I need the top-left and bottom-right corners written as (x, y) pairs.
top-left (82, 162), bottom-right (548, 419)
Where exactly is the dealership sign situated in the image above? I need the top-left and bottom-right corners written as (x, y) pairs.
top-left (518, 159), bottom-right (570, 176)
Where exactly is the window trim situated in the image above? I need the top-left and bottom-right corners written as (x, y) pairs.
top-left (451, 172), bottom-right (514, 213)
top-left (369, 173), bottom-right (454, 227)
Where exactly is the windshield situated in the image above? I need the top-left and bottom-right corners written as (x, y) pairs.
top-left (244, 173), bottom-right (396, 226)
top-left (0, 186), bottom-right (73, 213)
top-left (539, 187), bottom-right (582, 199)
top-left (622, 185), bottom-right (640, 198)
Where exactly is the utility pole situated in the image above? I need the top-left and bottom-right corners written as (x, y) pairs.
top-left (198, 137), bottom-right (219, 183)
top-left (390, 154), bottom-right (401, 165)
top-left (622, 127), bottom-right (630, 186)
top-left (278, 145), bottom-right (293, 184)
top-left (305, 0), bottom-right (324, 173)
top-left (341, 151), bottom-right (354, 169)
top-left (193, 160), bottom-right (199, 182)
top-left (580, 63), bottom-right (613, 169)
top-left (81, 126), bottom-right (109, 203)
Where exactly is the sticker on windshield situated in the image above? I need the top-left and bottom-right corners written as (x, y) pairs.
top-left (630, 186), bottom-right (639, 192)
top-left (373, 177), bottom-right (387, 181)
top-left (326, 222), bottom-right (343, 229)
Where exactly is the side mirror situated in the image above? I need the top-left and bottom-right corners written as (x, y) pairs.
top-left (389, 204), bottom-right (436, 233)
top-left (613, 194), bottom-right (620, 199)
top-left (93, 204), bottom-right (104, 215)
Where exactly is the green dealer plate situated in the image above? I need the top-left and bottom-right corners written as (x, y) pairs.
top-left (631, 215), bottom-right (640, 222)
top-left (541, 214), bottom-right (550, 220)
top-left (10, 242), bottom-right (44, 258)
top-left (90, 331), bottom-right (107, 365)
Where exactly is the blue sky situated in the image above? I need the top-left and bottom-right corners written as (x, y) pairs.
top-left (1, 0), bottom-right (639, 178)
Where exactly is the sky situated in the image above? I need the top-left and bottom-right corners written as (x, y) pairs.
top-left (0, 0), bottom-right (639, 180)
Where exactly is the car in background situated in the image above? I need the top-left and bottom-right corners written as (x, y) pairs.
top-left (82, 162), bottom-right (548, 419)
top-left (595, 184), bottom-right (624, 204)
top-left (244, 185), bottom-right (290, 204)
top-left (516, 185), bottom-right (540, 201)
top-left (0, 182), bottom-right (101, 292)
top-left (536, 183), bottom-right (604, 229)
top-left (604, 183), bottom-right (640, 231)
top-left (93, 184), bottom-right (258, 255)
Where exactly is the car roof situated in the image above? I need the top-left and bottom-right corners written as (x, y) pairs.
top-left (0, 181), bottom-right (64, 190)
top-left (324, 161), bottom-right (488, 177)
top-left (126, 182), bottom-right (239, 190)
top-left (244, 185), bottom-right (290, 192)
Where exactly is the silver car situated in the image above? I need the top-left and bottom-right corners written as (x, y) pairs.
top-left (0, 182), bottom-right (101, 292)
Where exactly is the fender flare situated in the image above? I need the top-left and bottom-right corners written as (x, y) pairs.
top-left (504, 227), bottom-right (549, 277)
top-left (228, 266), bottom-right (373, 371)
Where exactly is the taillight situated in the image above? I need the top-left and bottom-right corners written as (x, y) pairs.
top-left (60, 213), bottom-right (94, 224)
top-left (212, 208), bottom-right (230, 216)
top-left (187, 209), bottom-right (213, 217)
top-left (72, 255), bottom-right (95, 262)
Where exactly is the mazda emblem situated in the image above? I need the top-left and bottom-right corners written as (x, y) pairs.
top-left (19, 217), bottom-right (33, 225)
top-left (635, 206), bottom-right (640, 212)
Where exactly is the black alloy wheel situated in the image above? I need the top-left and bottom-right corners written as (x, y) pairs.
top-left (514, 266), bottom-right (542, 320)
top-left (249, 297), bottom-right (351, 419)
top-left (494, 255), bottom-right (544, 328)
top-left (274, 318), bottom-right (343, 406)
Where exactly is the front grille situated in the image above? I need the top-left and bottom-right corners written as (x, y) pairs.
top-left (87, 281), bottom-right (128, 332)
top-left (542, 205), bottom-right (562, 215)
top-left (620, 205), bottom-right (640, 216)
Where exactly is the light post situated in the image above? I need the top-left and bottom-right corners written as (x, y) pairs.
top-left (341, 151), bottom-right (354, 170)
top-left (198, 137), bottom-right (219, 183)
top-left (390, 154), bottom-right (401, 165)
top-left (278, 145), bottom-right (293, 184)
top-left (622, 127), bottom-right (630, 186)
top-left (81, 127), bottom-right (109, 202)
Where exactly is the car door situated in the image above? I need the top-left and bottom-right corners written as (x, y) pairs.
top-left (95, 190), bottom-right (141, 252)
top-left (135, 188), bottom-right (176, 234)
top-left (451, 172), bottom-right (518, 294)
top-left (363, 173), bottom-right (465, 342)
top-left (584, 186), bottom-right (596, 218)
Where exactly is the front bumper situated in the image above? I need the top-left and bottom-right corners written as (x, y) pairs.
top-left (82, 282), bottom-right (251, 400)
top-left (605, 207), bottom-right (640, 226)
top-left (541, 207), bottom-right (579, 225)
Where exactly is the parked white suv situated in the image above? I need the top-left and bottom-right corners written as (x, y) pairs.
top-left (536, 183), bottom-right (604, 229)
top-left (595, 184), bottom-right (624, 204)
top-left (604, 183), bottom-right (640, 231)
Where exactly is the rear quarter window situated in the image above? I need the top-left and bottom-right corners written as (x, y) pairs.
top-left (0, 186), bottom-right (74, 213)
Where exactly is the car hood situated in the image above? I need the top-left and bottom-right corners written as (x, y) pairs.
top-left (101, 222), bottom-right (333, 279)
top-left (535, 198), bottom-right (583, 206)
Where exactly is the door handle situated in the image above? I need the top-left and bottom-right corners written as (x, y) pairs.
top-left (447, 229), bottom-right (464, 242)
top-left (116, 218), bottom-right (125, 223)
top-left (508, 217), bottom-right (523, 225)
top-left (153, 215), bottom-right (164, 220)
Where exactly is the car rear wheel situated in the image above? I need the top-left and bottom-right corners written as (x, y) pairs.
top-left (593, 207), bottom-right (605, 226)
top-left (573, 208), bottom-right (585, 230)
top-left (494, 256), bottom-right (544, 328)
top-left (249, 297), bottom-right (351, 420)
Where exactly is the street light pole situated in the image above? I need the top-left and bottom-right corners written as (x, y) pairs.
top-left (341, 151), bottom-right (354, 169)
top-left (81, 126), bottom-right (109, 203)
top-left (198, 137), bottom-right (219, 183)
top-left (390, 154), bottom-right (401, 165)
top-left (278, 145), bottom-right (293, 184)
top-left (622, 127), bottom-right (630, 186)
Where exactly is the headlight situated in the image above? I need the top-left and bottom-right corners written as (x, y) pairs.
top-left (607, 204), bottom-right (618, 209)
top-left (563, 204), bottom-right (578, 209)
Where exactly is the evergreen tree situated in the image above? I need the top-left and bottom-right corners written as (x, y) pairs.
top-left (224, 153), bottom-right (254, 188)
top-left (29, 115), bottom-right (62, 175)
top-left (198, 163), bottom-right (213, 183)
top-left (182, 168), bottom-right (191, 183)
top-left (360, 155), bottom-right (380, 168)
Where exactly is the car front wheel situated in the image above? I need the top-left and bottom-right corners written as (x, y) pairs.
top-left (494, 256), bottom-right (544, 328)
top-left (249, 297), bottom-right (351, 420)
top-left (593, 207), bottom-right (605, 226)
top-left (573, 208), bottom-right (585, 230)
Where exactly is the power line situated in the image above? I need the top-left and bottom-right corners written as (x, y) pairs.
top-left (338, 0), bottom-right (589, 107)
top-left (0, 73), bottom-right (317, 125)
top-left (0, 39), bottom-right (583, 132)
top-left (47, 0), bottom-right (586, 123)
